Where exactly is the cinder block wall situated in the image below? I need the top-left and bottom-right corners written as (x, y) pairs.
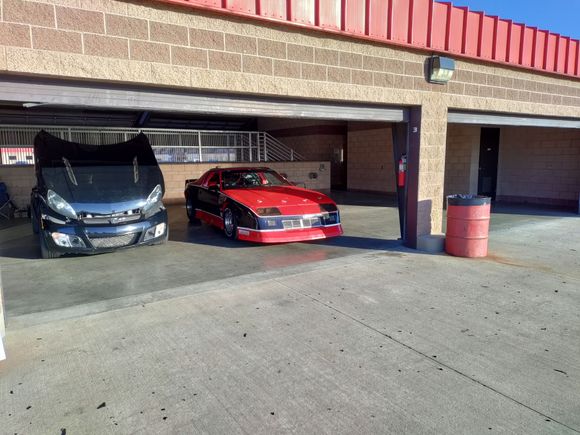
top-left (0, 162), bottom-right (330, 207)
top-left (258, 119), bottom-right (346, 162)
top-left (498, 127), bottom-right (580, 207)
top-left (444, 124), bottom-right (480, 197)
top-left (257, 119), bottom-right (346, 188)
top-left (260, 119), bottom-right (396, 194)
top-left (347, 122), bottom-right (395, 193)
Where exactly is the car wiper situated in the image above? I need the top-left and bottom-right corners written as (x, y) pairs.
top-left (62, 157), bottom-right (78, 186)
top-left (133, 156), bottom-right (139, 183)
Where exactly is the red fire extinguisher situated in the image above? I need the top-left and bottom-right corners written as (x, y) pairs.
top-left (398, 154), bottom-right (407, 188)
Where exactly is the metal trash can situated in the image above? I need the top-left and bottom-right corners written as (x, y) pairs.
top-left (445, 195), bottom-right (491, 258)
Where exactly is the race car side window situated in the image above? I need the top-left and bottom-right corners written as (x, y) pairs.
top-left (205, 172), bottom-right (220, 188)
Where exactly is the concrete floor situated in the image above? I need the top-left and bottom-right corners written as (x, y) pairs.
top-left (0, 192), bottom-right (400, 321)
top-left (1, 194), bottom-right (579, 434)
top-left (0, 194), bottom-right (577, 323)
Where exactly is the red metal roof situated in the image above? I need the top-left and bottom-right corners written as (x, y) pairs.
top-left (156, 0), bottom-right (579, 80)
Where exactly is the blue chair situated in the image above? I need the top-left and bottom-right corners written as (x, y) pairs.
top-left (0, 182), bottom-right (16, 219)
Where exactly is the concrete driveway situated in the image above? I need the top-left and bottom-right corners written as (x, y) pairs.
top-left (1, 196), bottom-right (579, 434)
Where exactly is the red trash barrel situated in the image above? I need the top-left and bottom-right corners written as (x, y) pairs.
top-left (445, 195), bottom-right (491, 258)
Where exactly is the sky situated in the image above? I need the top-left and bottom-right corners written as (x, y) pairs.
top-left (447, 0), bottom-right (580, 39)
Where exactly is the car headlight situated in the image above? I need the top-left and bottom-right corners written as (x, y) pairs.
top-left (256, 207), bottom-right (281, 216)
top-left (322, 212), bottom-right (340, 225)
top-left (319, 203), bottom-right (338, 213)
top-left (47, 190), bottom-right (77, 220)
top-left (143, 184), bottom-right (163, 212)
top-left (262, 218), bottom-right (279, 228)
top-left (51, 232), bottom-right (86, 248)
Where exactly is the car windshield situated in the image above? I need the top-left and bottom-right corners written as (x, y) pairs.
top-left (221, 170), bottom-right (290, 189)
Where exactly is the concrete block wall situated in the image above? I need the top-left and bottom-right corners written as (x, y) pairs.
top-left (258, 119), bottom-right (346, 163)
top-left (498, 127), bottom-right (580, 207)
top-left (444, 124), bottom-right (480, 197)
top-left (347, 122), bottom-right (395, 193)
top-left (0, 162), bottom-right (330, 207)
top-left (416, 102), bottom-right (448, 235)
top-left (260, 119), bottom-right (396, 194)
top-left (258, 118), bottom-right (347, 188)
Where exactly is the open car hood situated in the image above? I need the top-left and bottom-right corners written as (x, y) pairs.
top-left (34, 131), bottom-right (164, 214)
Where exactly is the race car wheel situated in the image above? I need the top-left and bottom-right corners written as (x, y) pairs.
top-left (223, 207), bottom-right (238, 240)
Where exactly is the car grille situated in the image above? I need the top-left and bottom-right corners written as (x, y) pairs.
top-left (282, 217), bottom-right (322, 229)
top-left (89, 232), bottom-right (140, 249)
top-left (80, 209), bottom-right (141, 225)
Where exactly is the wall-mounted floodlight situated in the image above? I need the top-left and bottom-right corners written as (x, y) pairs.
top-left (428, 56), bottom-right (455, 84)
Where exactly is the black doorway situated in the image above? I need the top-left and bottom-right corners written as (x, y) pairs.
top-left (330, 141), bottom-right (348, 190)
top-left (478, 128), bottom-right (500, 199)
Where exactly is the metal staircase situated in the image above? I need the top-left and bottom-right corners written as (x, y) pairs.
top-left (0, 126), bottom-right (305, 165)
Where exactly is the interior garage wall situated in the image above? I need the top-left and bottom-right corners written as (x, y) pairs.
top-left (497, 127), bottom-right (580, 208)
top-left (347, 122), bottom-right (395, 193)
top-left (444, 124), bottom-right (480, 197)
top-left (258, 119), bottom-right (346, 188)
top-left (1, 166), bottom-right (35, 210)
top-left (1, 161), bottom-right (330, 207)
top-left (257, 119), bottom-right (345, 162)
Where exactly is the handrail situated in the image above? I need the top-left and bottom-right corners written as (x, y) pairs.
top-left (0, 126), bottom-right (304, 165)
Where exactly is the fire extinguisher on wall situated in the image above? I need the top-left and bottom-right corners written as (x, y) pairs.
top-left (398, 154), bottom-right (407, 188)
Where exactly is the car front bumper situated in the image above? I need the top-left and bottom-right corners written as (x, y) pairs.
top-left (236, 223), bottom-right (343, 243)
top-left (40, 208), bottom-right (168, 255)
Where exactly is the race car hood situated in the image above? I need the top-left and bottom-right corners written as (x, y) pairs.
top-left (223, 186), bottom-right (336, 215)
top-left (34, 130), bottom-right (164, 215)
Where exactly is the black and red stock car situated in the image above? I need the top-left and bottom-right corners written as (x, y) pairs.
top-left (184, 167), bottom-right (343, 243)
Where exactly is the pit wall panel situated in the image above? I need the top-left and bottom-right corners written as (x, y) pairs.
top-left (0, 162), bottom-right (330, 207)
top-left (444, 124), bottom-right (480, 197)
top-left (497, 127), bottom-right (580, 208)
top-left (347, 122), bottom-right (395, 193)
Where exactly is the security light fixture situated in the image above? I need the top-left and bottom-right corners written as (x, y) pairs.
top-left (428, 55), bottom-right (455, 84)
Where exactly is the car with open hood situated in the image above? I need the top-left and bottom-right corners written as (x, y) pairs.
top-left (31, 131), bottom-right (168, 258)
top-left (184, 167), bottom-right (342, 243)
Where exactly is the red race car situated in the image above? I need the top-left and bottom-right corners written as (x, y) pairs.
top-left (184, 167), bottom-right (343, 243)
